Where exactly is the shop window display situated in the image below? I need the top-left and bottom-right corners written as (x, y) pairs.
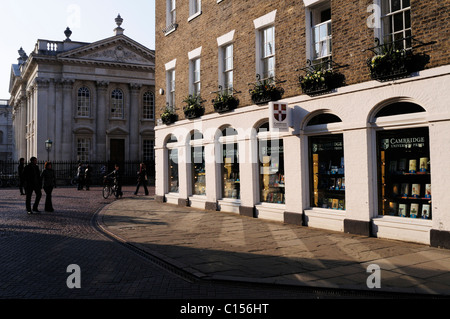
top-left (222, 143), bottom-right (240, 199)
top-left (259, 138), bottom-right (285, 204)
top-left (309, 134), bottom-right (345, 210)
top-left (377, 127), bottom-right (431, 219)
top-left (168, 148), bottom-right (179, 193)
top-left (191, 146), bottom-right (205, 195)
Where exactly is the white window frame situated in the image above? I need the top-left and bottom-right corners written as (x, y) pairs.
top-left (217, 30), bottom-right (235, 93)
top-left (253, 10), bottom-right (277, 81)
top-left (165, 59), bottom-right (177, 111)
top-left (110, 89), bottom-right (124, 119)
top-left (305, 1), bottom-right (332, 63)
top-left (164, 0), bottom-right (177, 35)
top-left (188, 47), bottom-right (202, 96)
top-left (76, 137), bottom-right (91, 162)
top-left (77, 87), bottom-right (91, 118)
top-left (379, 0), bottom-right (412, 50)
top-left (143, 139), bottom-right (155, 162)
top-left (188, 0), bottom-right (202, 21)
top-left (143, 91), bottom-right (155, 120)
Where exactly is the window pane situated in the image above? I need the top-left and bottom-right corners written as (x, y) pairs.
top-left (391, 0), bottom-right (401, 12)
top-left (404, 10), bottom-right (411, 29)
top-left (168, 149), bottom-right (179, 193)
top-left (402, 0), bottom-right (410, 8)
top-left (393, 12), bottom-right (404, 32)
top-left (192, 146), bottom-right (205, 195)
top-left (259, 139), bottom-right (285, 204)
top-left (222, 143), bottom-right (240, 199)
top-left (377, 127), bottom-right (431, 219)
top-left (309, 134), bottom-right (345, 210)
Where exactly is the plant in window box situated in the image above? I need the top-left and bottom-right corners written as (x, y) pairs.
top-left (249, 76), bottom-right (284, 105)
top-left (183, 94), bottom-right (205, 119)
top-left (299, 69), bottom-right (345, 96)
top-left (366, 38), bottom-right (431, 82)
top-left (212, 90), bottom-right (239, 113)
top-left (160, 106), bottom-right (178, 125)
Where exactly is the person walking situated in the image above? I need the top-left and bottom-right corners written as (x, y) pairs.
top-left (105, 164), bottom-right (122, 199)
top-left (76, 162), bottom-right (84, 190)
top-left (18, 158), bottom-right (25, 195)
top-left (41, 161), bottom-right (56, 212)
top-left (84, 164), bottom-right (92, 190)
top-left (134, 162), bottom-right (149, 196)
top-left (23, 157), bottom-right (42, 215)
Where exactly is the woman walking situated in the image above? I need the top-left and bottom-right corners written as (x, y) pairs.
top-left (134, 163), bottom-right (149, 196)
top-left (41, 161), bottom-right (56, 212)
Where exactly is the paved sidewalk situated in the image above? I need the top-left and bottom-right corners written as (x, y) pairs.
top-left (96, 196), bottom-right (450, 297)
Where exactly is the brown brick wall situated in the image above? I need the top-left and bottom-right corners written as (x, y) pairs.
top-left (155, 0), bottom-right (449, 119)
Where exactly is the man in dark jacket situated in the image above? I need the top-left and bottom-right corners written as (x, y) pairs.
top-left (23, 157), bottom-right (42, 215)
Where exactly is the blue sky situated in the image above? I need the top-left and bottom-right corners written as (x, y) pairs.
top-left (0, 0), bottom-right (155, 98)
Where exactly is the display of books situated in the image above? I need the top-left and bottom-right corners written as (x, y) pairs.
top-left (410, 203), bottom-right (419, 218)
top-left (401, 183), bottom-right (409, 197)
top-left (411, 184), bottom-right (420, 198)
top-left (389, 202), bottom-right (398, 216)
top-left (419, 157), bottom-right (429, 173)
top-left (425, 184), bottom-right (431, 198)
top-left (422, 204), bottom-right (431, 219)
top-left (398, 204), bottom-right (407, 217)
top-left (409, 159), bottom-right (417, 173)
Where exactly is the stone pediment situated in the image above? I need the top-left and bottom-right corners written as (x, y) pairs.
top-left (58, 35), bottom-right (154, 67)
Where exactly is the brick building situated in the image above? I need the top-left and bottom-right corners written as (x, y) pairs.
top-left (154, 0), bottom-right (450, 248)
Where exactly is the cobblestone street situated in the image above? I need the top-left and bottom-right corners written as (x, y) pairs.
top-left (0, 185), bottom-right (337, 300)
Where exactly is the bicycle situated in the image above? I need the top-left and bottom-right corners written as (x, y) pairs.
top-left (102, 176), bottom-right (118, 199)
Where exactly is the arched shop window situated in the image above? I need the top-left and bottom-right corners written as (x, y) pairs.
top-left (166, 134), bottom-right (179, 193)
top-left (190, 130), bottom-right (205, 196)
top-left (307, 113), bottom-right (345, 210)
top-left (374, 102), bottom-right (431, 219)
top-left (219, 126), bottom-right (240, 199)
top-left (257, 121), bottom-right (285, 204)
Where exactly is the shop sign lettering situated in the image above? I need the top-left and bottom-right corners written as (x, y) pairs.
top-left (381, 137), bottom-right (426, 150)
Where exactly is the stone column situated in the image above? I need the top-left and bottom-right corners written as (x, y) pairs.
top-left (35, 78), bottom-right (49, 160)
top-left (54, 81), bottom-right (63, 160)
top-left (61, 79), bottom-right (74, 161)
top-left (96, 81), bottom-right (109, 161)
top-left (129, 83), bottom-right (141, 161)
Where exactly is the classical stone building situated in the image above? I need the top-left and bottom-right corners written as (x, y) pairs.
top-left (155, 1), bottom-right (450, 248)
top-left (9, 15), bottom-right (155, 164)
top-left (0, 99), bottom-right (14, 162)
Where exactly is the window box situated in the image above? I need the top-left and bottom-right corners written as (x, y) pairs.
top-left (212, 90), bottom-right (239, 113)
top-left (183, 94), bottom-right (205, 119)
top-left (249, 76), bottom-right (284, 105)
top-left (366, 38), bottom-right (432, 82)
top-left (299, 69), bottom-right (345, 96)
top-left (161, 107), bottom-right (178, 125)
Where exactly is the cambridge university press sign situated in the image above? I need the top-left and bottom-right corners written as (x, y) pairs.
top-left (269, 102), bottom-right (290, 132)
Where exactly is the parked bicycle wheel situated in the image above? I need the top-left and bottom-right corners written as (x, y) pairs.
top-left (102, 185), bottom-right (111, 199)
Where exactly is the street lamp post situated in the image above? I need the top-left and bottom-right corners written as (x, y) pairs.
top-left (45, 139), bottom-right (53, 161)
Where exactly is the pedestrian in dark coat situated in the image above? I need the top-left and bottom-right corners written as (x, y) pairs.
top-left (23, 157), bottom-right (42, 215)
top-left (18, 158), bottom-right (25, 195)
top-left (41, 161), bottom-right (56, 212)
top-left (77, 163), bottom-right (84, 190)
top-left (134, 163), bottom-right (149, 196)
top-left (84, 164), bottom-right (92, 190)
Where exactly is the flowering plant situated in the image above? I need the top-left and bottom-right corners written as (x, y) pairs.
top-left (183, 94), bottom-right (205, 119)
top-left (249, 78), bottom-right (284, 105)
top-left (212, 90), bottom-right (239, 113)
top-left (160, 106), bottom-right (177, 125)
top-left (299, 69), bottom-right (344, 95)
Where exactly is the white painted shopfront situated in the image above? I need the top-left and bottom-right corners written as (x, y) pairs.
top-left (155, 65), bottom-right (450, 247)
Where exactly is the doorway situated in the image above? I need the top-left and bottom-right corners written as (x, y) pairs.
top-left (110, 139), bottom-right (125, 164)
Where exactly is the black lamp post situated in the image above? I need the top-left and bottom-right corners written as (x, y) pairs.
top-left (45, 139), bottom-right (53, 161)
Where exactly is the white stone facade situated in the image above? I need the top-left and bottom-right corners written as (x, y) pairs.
top-left (9, 19), bottom-right (155, 163)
